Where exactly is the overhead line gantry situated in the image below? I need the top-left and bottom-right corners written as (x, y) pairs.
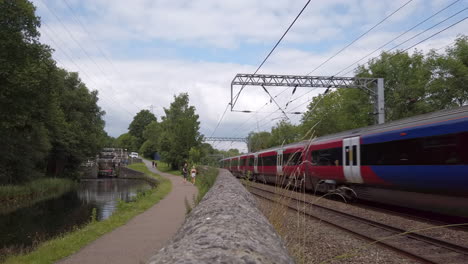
top-left (231, 73), bottom-right (385, 124)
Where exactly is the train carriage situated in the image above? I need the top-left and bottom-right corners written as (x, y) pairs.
top-left (222, 105), bottom-right (468, 217)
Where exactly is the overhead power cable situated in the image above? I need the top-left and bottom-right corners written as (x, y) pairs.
top-left (39, 0), bottom-right (138, 115)
top-left (62, 0), bottom-right (142, 112)
top-left (209, 102), bottom-right (230, 138)
top-left (40, 24), bottom-right (135, 118)
top-left (306, 0), bottom-right (414, 76)
top-left (232, 0), bottom-right (313, 110)
top-left (342, 14), bottom-right (467, 76)
top-left (333, 0), bottom-right (462, 76)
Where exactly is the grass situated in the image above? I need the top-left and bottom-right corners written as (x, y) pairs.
top-left (193, 166), bottom-right (218, 205)
top-left (0, 178), bottom-right (77, 215)
top-left (153, 160), bottom-right (218, 212)
top-left (155, 161), bottom-right (182, 176)
top-left (3, 163), bottom-right (172, 264)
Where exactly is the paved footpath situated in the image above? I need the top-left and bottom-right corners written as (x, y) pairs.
top-left (58, 160), bottom-right (198, 264)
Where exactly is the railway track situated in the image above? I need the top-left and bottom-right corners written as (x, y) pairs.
top-left (248, 184), bottom-right (468, 264)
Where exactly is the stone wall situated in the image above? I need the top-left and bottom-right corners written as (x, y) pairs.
top-left (119, 166), bottom-right (145, 179)
top-left (147, 169), bottom-right (294, 264)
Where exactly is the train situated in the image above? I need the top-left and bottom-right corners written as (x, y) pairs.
top-left (221, 105), bottom-right (468, 217)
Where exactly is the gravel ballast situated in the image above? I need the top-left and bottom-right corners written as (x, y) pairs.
top-left (248, 181), bottom-right (468, 263)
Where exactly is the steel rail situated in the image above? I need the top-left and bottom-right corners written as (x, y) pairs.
top-left (248, 185), bottom-right (468, 264)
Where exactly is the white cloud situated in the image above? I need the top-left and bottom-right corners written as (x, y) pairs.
top-left (31, 0), bottom-right (466, 153)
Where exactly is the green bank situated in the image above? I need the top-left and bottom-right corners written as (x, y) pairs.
top-left (3, 163), bottom-right (171, 264)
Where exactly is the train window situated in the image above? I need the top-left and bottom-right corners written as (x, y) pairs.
top-left (239, 159), bottom-right (245, 166)
top-left (345, 147), bottom-right (350, 166)
top-left (232, 159), bottom-right (238, 166)
top-left (248, 157), bottom-right (254, 166)
top-left (361, 132), bottom-right (467, 165)
top-left (312, 148), bottom-right (342, 166)
top-left (283, 152), bottom-right (303, 166)
top-left (259, 155), bottom-right (276, 166)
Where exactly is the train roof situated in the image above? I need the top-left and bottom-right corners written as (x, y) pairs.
top-left (221, 106), bottom-right (467, 159)
top-left (309, 104), bottom-right (468, 144)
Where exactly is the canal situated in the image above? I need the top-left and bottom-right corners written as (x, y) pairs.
top-left (0, 178), bottom-right (151, 255)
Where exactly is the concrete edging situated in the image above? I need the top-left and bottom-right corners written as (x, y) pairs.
top-left (147, 169), bottom-right (294, 264)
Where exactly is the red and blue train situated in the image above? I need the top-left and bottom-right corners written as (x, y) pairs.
top-left (221, 106), bottom-right (468, 217)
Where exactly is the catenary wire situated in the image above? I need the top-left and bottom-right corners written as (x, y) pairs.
top-left (333, 0), bottom-right (462, 77)
top-left (305, 0), bottom-right (414, 76)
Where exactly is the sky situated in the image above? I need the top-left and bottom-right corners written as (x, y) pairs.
top-left (31, 0), bottom-right (467, 152)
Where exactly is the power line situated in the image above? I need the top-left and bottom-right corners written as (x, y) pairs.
top-left (209, 102), bottom-right (230, 138)
top-left (39, 0), bottom-right (138, 114)
top-left (333, 0), bottom-right (462, 76)
top-left (61, 0), bottom-right (142, 112)
top-left (342, 14), bottom-right (467, 76)
top-left (40, 25), bottom-right (135, 118)
top-left (232, 0), bottom-right (313, 110)
top-left (230, 0), bottom-right (416, 140)
top-left (306, 0), bottom-right (414, 76)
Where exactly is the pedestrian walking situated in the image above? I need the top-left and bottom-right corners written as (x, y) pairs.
top-left (190, 166), bottom-right (197, 185)
top-left (182, 163), bottom-right (188, 183)
top-left (152, 161), bottom-right (155, 167)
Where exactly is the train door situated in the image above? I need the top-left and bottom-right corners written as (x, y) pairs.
top-left (254, 154), bottom-right (258, 174)
top-left (276, 149), bottom-right (283, 175)
top-left (342, 137), bottom-right (363, 183)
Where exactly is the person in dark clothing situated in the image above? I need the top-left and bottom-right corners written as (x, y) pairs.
top-left (182, 163), bottom-right (188, 183)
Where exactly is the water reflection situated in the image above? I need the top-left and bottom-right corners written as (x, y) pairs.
top-left (78, 179), bottom-right (151, 220)
top-left (0, 178), bottom-right (151, 255)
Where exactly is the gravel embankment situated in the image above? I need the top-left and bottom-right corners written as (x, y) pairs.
top-left (248, 181), bottom-right (468, 263)
top-left (255, 197), bottom-right (415, 264)
top-left (250, 182), bottom-right (468, 248)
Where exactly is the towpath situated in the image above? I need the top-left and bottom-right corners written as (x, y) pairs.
top-left (58, 160), bottom-right (197, 264)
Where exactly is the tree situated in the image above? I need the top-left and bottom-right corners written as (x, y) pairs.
top-left (139, 121), bottom-right (160, 158)
top-left (139, 140), bottom-right (158, 158)
top-left (355, 50), bottom-right (433, 121)
top-left (188, 147), bottom-right (202, 164)
top-left (46, 70), bottom-right (106, 177)
top-left (268, 120), bottom-right (300, 147)
top-left (156, 93), bottom-right (203, 169)
top-left (247, 131), bottom-right (272, 152)
top-left (0, 0), bottom-right (56, 183)
top-left (425, 35), bottom-right (468, 109)
top-left (128, 110), bottom-right (156, 148)
top-left (116, 133), bottom-right (139, 152)
top-left (0, 0), bottom-right (108, 183)
top-left (300, 88), bottom-right (373, 137)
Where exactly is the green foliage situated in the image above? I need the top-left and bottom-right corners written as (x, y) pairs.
top-left (355, 50), bottom-right (432, 121)
top-left (139, 140), bottom-right (158, 158)
top-left (46, 70), bottom-right (106, 178)
top-left (194, 166), bottom-right (218, 205)
top-left (299, 36), bottom-right (467, 138)
top-left (156, 93), bottom-right (203, 169)
top-left (0, 0), bottom-right (55, 183)
top-left (188, 147), bottom-right (202, 164)
top-left (0, 0), bottom-right (107, 183)
top-left (4, 163), bottom-right (171, 264)
top-left (269, 120), bottom-right (300, 146)
top-left (128, 110), bottom-right (157, 147)
top-left (157, 161), bottom-right (182, 176)
top-left (425, 35), bottom-right (468, 109)
top-left (115, 133), bottom-right (139, 152)
top-left (247, 131), bottom-right (272, 152)
top-left (0, 178), bottom-right (76, 214)
top-left (300, 88), bottom-right (373, 138)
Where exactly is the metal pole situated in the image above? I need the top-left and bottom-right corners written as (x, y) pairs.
top-left (377, 78), bottom-right (385, 124)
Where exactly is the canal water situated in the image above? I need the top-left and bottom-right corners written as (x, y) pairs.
top-left (0, 178), bottom-right (151, 254)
